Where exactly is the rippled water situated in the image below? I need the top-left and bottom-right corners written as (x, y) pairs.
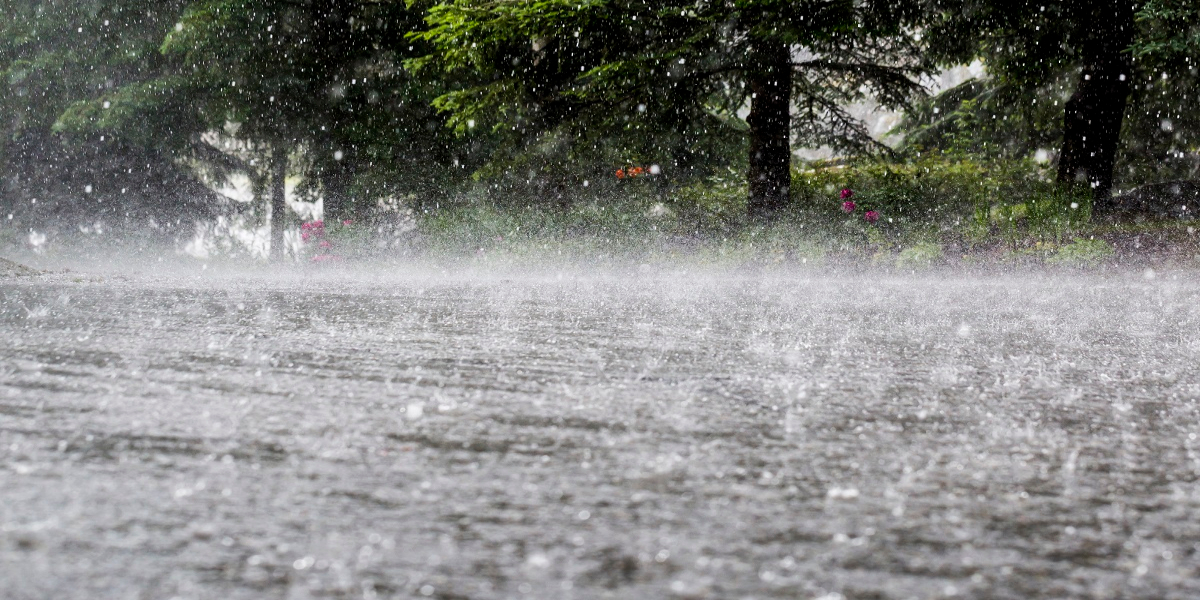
top-left (3, 269), bottom-right (1200, 599)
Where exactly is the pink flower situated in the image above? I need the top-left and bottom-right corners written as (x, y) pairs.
top-left (864, 210), bottom-right (880, 223)
top-left (342, 219), bottom-right (352, 225)
top-left (319, 240), bottom-right (332, 249)
top-left (311, 254), bottom-right (339, 262)
top-left (840, 188), bottom-right (854, 200)
top-left (842, 200), bottom-right (856, 213)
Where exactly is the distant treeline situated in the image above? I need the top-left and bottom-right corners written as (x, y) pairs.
top-left (2, 1), bottom-right (1199, 253)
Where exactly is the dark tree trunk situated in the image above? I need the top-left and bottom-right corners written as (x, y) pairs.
top-left (311, 0), bottom-right (355, 223)
top-left (321, 158), bottom-right (353, 223)
top-left (1057, 1), bottom-right (1136, 209)
top-left (269, 145), bottom-right (288, 261)
top-left (746, 40), bottom-right (792, 220)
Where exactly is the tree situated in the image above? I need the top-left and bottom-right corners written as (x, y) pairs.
top-left (0, 1), bottom-right (225, 236)
top-left (413, 0), bottom-right (928, 219)
top-left (52, 0), bottom-right (488, 259)
top-left (915, 1), bottom-right (1145, 205)
top-left (1125, 0), bottom-right (1200, 183)
top-left (1055, 1), bottom-right (1138, 202)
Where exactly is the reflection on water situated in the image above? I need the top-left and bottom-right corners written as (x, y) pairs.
top-left (2, 271), bottom-right (1200, 599)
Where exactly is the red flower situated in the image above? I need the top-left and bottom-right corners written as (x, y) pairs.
top-left (616, 169), bottom-right (626, 179)
top-left (630, 166), bottom-right (645, 177)
top-left (840, 188), bottom-right (854, 200)
top-left (842, 201), bottom-right (856, 213)
top-left (864, 210), bottom-right (880, 223)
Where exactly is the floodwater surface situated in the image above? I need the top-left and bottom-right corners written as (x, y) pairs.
top-left (2, 269), bottom-right (1200, 599)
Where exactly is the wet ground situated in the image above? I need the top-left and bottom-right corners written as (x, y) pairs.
top-left (2, 268), bottom-right (1200, 599)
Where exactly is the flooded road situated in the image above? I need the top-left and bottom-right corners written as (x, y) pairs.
top-left (2, 269), bottom-right (1200, 599)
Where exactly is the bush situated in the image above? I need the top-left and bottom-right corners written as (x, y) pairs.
top-left (976, 187), bottom-right (1092, 246)
top-left (404, 152), bottom-right (1118, 266)
top-left (1047, 238), bottom-right (1114, 266)
top-left (791, 154), bottom-right (1098, 249)
top-left (792, 154), bottom-right (1043, 229)
top-left (896, 241), bottom-right (945, 267)
top-left (665, 168), bottom-right (747, 233)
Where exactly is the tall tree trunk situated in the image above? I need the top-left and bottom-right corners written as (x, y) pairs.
top-left (312, 0), bottom-right (355, 223)
top-left (746, 40), bottom-right (792, 220)
top-left (268, 145), bottom-right (288, 261)
top-left (321, 158), bottom-right (352, 223)
top-left (1057, 1), bottom-right (1136, 209)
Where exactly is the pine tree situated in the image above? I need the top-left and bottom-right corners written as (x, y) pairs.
top-left (0, 1), bottom-right (217, 235)
top-left (916, 1), bottom-right (1144, 206)
top-left (49, 0), bottom-right (486, 258)
top-left (414, 0), bottom-right (929, 219)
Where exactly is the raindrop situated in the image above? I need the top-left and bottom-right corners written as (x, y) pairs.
top-left (406, 402), bottom-right (423, 419)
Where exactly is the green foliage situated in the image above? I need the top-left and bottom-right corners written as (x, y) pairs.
top-left (897, 79), bottom-right (1065, 160)
top-left (976, 186), bottom-right (1092, 246)
top-left (1048, 238), bottom-right (1116, 266)
top-left (905, 0), bottom-right (1200, 189)
top-left (412, 0), bottom-right (930, 188)
top-left (0, 1), bottom-right (187, 141)
top-left (0, 1), bottom-right (233, 232)
top-left (899, 1), bottom-right (1084, 164)
top-left (666, 170), bottom-right (747, 232)
top-left (896, 241), bottom-right (945, 267)
top-left (1135, 0), bottom-right (1200, 57)
top-left (411, 153), bottom-right (1107, 265)
top-left (783, 154), bottom-right (1103, 260)
top-left (793, 154), bottom-right (1047, 229)
top-left (155, 0), bottom-right (489, 205)
top-left (6, 0), bottom-right (496, 225)
top-left (3, 0), bottom-right (1195, 257)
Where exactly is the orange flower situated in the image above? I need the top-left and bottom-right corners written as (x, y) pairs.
top-left (616, 169), bottom-right (626, 179)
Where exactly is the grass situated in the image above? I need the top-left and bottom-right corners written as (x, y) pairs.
top-left (7, 154), bottom-right (1197, 271)
top-left (405, 156), bottom-right (1200, 270)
